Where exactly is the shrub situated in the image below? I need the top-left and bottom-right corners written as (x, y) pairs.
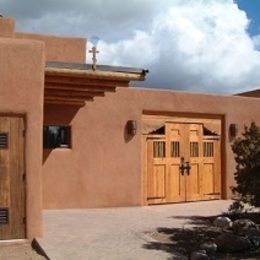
top-left (230, 122), bottom-right (260, 211)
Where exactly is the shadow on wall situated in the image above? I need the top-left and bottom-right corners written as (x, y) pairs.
top-left (42, 104), bottom-right (82, 164)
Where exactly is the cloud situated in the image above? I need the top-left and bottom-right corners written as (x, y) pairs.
top-left (2, 0), bottom-right (260, 93)
top-left (2, 0), bottom-right (165, 41)
top-left (98, 0), bottom-right (260, 93)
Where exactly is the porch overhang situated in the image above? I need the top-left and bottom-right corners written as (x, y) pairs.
top-left (44, 61), bottom-right (148, 106)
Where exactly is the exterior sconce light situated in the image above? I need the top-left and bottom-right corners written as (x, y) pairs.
top-left (127, 120), bottom-right (137, 135)
top-left (229, 123), bottom-right (238, 138)
top-left (89, 36), bottom-right (100, 71)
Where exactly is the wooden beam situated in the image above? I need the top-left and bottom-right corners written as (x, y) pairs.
top-left (45, 89), bottom-right (105, 98)
top-left (45, 76), bottom-right (129, 87)
top-left (45, 67), bottom-right (145, 81)
top-left (45, 96), bottom-right (93, 103)
top-left (45, 82), bottom-right (116, 93)
top-left (45, 100), bottom-right (85, 106)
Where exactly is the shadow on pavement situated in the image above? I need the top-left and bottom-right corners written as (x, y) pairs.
top-left (142, 213), bottom-right (260, 260)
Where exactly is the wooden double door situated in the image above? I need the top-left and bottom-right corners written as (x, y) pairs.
top-left (146, 122), bottom-right (221, 204)
top-left (0, 116), bottom-right (25, 239)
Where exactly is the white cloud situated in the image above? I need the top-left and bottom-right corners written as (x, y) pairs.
top-left (97, 30), bottom-right (160, 67)
top-left (95, 0), bottom-right (260, 93)
top-left (3, 0), bottom-right (260, 93)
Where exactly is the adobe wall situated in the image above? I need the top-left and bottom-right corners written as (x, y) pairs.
top-left (0, 37), bottom-right (45, 239)
top-left (0, 16), bottom-right (86, 63)
top-left (16, 32), bottom-right (86, 63)
top-left (0, 17), bottom-right (15, 37)
top-left (42, 88), bottom-right (260, 209)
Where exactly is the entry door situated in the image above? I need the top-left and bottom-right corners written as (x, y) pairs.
top-left (0, 117), bottom-right (25, 239)
top-left (201, 136), bottom-right (221, 200)
top-left (166, 123), bottom-right (203, 202)
top-left (146, 122), bottom-right (221, 204)
top-left (147, 136), bottom-right (168, 204)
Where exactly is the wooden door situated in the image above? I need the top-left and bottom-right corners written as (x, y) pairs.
top-left (146, 121), bottom-right (221, 204)
top-left (147, 136), bottom-right (167, 204)
top-left (185, 124), bottom-right (203, 201)
top-left (201, 136), bottom-right (221, 200)
top-left (166, 123), bottom-right (186, 202)
top-left (0, 116), bottom-right (25, 239)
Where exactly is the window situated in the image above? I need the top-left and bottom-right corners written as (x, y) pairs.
top-left (171, 141), bottom-right (180, 157)
top-left (153, 141), bottom-right (165, 158)
top-left (190, 142), bottom-right (199, 157)
top-left (203, 142), bottom-right (214, 157)
top-left (43, 126), bottom-right (71, 149)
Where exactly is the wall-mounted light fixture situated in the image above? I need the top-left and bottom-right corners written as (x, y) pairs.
top-left (229, 123), bottom-right (238, 138)
top-left (127, 120), bottom-right (137, 135)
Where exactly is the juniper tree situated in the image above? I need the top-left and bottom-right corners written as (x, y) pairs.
top-left (231, 122), bottom-right (260, 208)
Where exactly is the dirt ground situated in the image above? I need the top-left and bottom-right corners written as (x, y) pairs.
top-left (0, 243), bottom-right (46, 260)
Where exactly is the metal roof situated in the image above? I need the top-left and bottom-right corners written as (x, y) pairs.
top-left (46, 61), bottom-right (149, 76)
top-left (236, 89), bottom-right (260, 98)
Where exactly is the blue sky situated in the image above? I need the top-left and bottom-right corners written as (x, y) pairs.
top-left (237, 0), bottom-right (260, 36)
top-left (2, 0), bottom-right (260, 94)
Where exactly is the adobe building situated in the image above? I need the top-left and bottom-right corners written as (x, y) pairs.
top-left (0, 16), bottom-right (260, 241)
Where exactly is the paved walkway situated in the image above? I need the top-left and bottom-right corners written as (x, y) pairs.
top-left (37, 200), bottom-right (231, 260)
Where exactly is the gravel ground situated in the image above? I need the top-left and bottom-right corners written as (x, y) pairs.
top-left (38, 200), bottom-right (232, 260)
top-left (0, 243), bottom-right (46, 260)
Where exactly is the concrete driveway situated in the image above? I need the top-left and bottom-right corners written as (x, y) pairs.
top-left (37, 200), bottom-right (231, 260)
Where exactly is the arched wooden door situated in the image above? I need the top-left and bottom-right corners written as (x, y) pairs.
top-left (146, 122), bottom-right (221, 205)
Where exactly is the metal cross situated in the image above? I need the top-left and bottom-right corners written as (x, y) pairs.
top-left (89, 46), bottom-right (99, 71)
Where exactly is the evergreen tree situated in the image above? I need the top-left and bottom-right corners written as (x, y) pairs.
top-left (231, 122), bottom-right (260, 208)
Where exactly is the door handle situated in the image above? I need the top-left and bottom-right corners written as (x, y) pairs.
top-left (179, 157), bottom-right (185, 175)
top-left (179, 158), bottom-right (191, 175)
top-left (185, 161), bottom-right (191, 175)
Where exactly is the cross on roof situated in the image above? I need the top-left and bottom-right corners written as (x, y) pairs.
top-left (89, 46), bottom-right (99, 71)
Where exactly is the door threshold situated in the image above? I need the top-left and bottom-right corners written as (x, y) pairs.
top-left (0, 239), bottom-right (28, 245)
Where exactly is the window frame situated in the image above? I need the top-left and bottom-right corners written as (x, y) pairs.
top-left (43, 125), bottom-right (72, 149)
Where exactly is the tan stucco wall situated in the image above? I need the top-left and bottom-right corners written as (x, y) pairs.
top-left (16, 32), bottom-right (86, 63)
top-left (0, 17), bottom-right (15, 37)
top-left (0, 37), bottom-right (44, 239)
top-left (42, 88), bottom-right (260, 209)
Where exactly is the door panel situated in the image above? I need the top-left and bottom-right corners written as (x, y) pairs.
top-left (186, 163), bottom-right (201, 201)
top-left (167, 163), bottom-right (185, 202)
top-left (166, 123), bottom-right (186, 202)
top-left (147, 164), bottom-right (166, 199)
top-left (147, 138), bottom-right (167, 204)
top-left (0, 117), bottom-right (25, 239)
top-left (186, 124), bottom-right (203, 201)
top-left (202, 163), bottom-right (214, 195)
top-left (202, 138), bottom-right (221, 200)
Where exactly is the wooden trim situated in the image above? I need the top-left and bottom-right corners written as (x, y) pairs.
top-left (45, 83), bottom-right (116, 93)
top-left (141, 135), bottom-right (148, 206)
top-left (45, 67), bottom-right (145, 81)
top-left (44, 96), bottom-right (92, 106)
top-left (143, 111), bottom-right (224, 120)
top-left (45, 96), bottom-right (93, 101)
top-left (45, 89), bottom-right (105, 98)
top-left (142, 115), bottom-right (224, 205)
top-left (45, 76), bottom-right (129, 87)
top-left (44, 100), bottom-right (85, 106)
top-left (221, 116), bottom-right (227, 199)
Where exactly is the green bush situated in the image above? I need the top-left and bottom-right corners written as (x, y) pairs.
top-left (231, 122), bottom-right (260, 210)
